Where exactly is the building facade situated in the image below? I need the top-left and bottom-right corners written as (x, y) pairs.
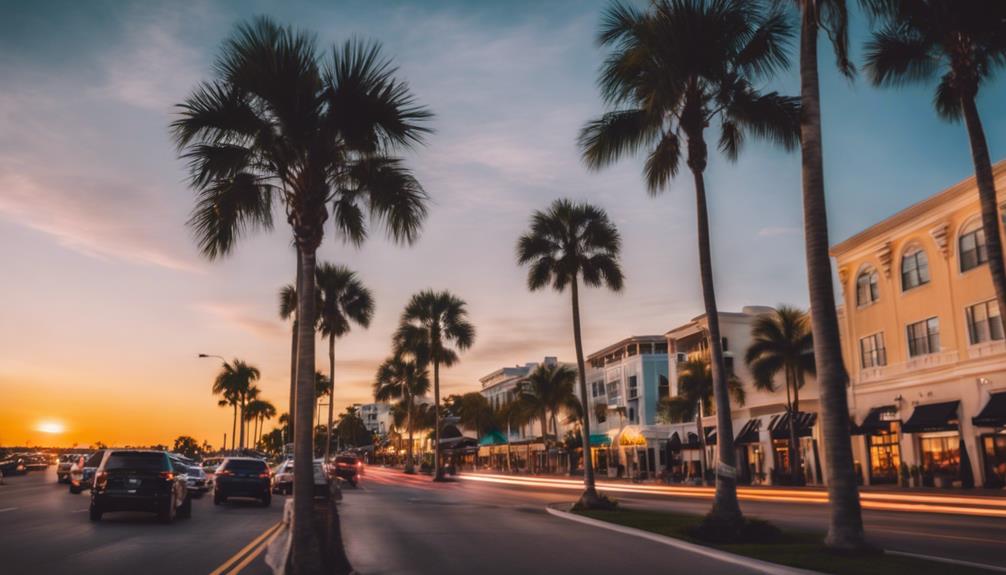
top-left (358, 402), bottom-right (392, 437)
top-left (832, 161), bottom-right (1006, 488)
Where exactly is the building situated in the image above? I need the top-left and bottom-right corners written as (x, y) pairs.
top-left (585, 336), bottom-right (670, 477)
top-left (664, 308), bottom-right (824, 486)
top-left (832, 160), bottom-right (1006, 488)
top-left (358, 402), bottom-right (392, 437)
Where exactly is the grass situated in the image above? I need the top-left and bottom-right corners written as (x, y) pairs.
top-left (573, 508), bottom-right (997, 575)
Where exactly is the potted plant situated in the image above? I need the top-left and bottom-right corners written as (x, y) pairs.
top-left (910, 464), bottom-right (921, 488)
top-left (899, 462), bottom-right (910, 488)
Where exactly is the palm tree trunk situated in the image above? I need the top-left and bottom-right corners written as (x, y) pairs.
top-left (799, 12), bottom-right (865, 550)
top-left (231, 403), bottom-right (237, 452)
top-left (289, 250), bottom-right (302, 440)
top-left (506, 417), bottom-right (513, 473)
top-left (405, 394), bottom-right (416, 474)
top-left (697, 400), bottom-right (708, 485)
top-left (961, 95), bottom-right (1006, 330)
top-left (570, 279), bottom-right (600, 502)
top-left (433, 356), bottom-right (444, 481)
top-left (291, 246), bottom-right (320, 570)
top-left (786, 366), bottom-right (802, 486)
top-left (326, 335), bottom-right (336, 462)
top-left (689, 161), bottom-right (742, 523)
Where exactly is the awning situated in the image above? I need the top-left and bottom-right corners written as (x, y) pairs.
top-left (589, 434), bottom-right (611, 447)
top-left (704, 426), bottom-right (717, 446)
top-left (478, 430), bottom-right (508, 446)
top-left (682, 432), bottom-right (702, 450)
top-left (973, 392), bottom-right (1006, 428)
top-left (769, 411), bottom-right (818, 440)
top-left (853, 405), bottom-right (899, 435)
top-left (735, 419), bottom-right (762, 444)
top-left (668, 432), bottom-right (682, 450)
top-left (902, 401), bottom-right (960, 433)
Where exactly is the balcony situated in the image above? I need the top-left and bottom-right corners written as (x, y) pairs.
top-left (858, 349), bottom-right (959, 384)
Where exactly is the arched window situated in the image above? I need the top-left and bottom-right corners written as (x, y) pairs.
top-left (856, 267), bottom-right (879, 306)
top-left (901, 247), bottom-right (930, 291)
top-left (959, 219), bottom-right (988, 272)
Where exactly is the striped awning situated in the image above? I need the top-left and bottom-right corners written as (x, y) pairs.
top-left (768, 411), bottom-right (818, 440)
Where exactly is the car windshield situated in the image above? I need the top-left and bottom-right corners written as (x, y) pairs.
top-left (224, 459), bottom-right (267, 473)
top-left (104, 452), bottom-right (168, 472)
top-left (85, 451), bottom-right (104, 467)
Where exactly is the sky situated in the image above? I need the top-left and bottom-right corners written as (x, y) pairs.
top-left (1, 0), bottom-right (1005, 448)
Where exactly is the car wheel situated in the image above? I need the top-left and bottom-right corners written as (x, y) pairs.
top-left (89, 504), bottom-right (103, 522)
top-left (159, 494), bottom-right (176, 524)
top-left (178, 495), bottom-right (192, 519)
top-left (213, 492), bottom-right (224, 506)
top-left (261, 493), bottom-right (271, 507)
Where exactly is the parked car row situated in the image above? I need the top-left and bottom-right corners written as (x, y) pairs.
top-left (0, 451), bottom-right (51, 478)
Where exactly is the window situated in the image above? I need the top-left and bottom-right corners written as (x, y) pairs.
top-left (901, 248), bottom-right (930, 291)
top-left (966, 299), bottom-right (1004, 345)
top-left (627, 375), bottom-right (638, 399)
top-left (628, 407), bottom-right (636, 423)
top-left (959, 225), bottom-right (988, 272)
top-left (654, 343), bottom-right (668, 354)
top-left (606, 381), bottom-right (621, 404)
top-left (919, 435), bottom-right (960, 477)
top-left (859, 333), bottom-right (887, 368)
top-left (907, 317), bottom-right (940, 357)
top-left (591, 381), bottom-right (604, 399)
top-left (856, 269), bottom-right (880, 306)
top-left (658, 375), bottom-right (669, 398)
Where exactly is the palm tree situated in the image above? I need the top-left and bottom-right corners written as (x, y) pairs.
top-left (865, 0), bottom-right (1006, 361)
top-left (495, 399), bottom-right (533, 472)
top-left (216, 391), bottom-right (238, 451)
top-left (744, 306), bottom-right (815, 486)
top-left (317, 263), bottom-right (375, 462)
top-left (314, 370), bottom-right (331, 438)
top-left (774, 0), bottom-right (866, 549)
top-left (211, 360), bottom-right (261, 451)
top-left (394, 290), bottom-right (476, 481)
top-left (516, 198), bottom-right (623, 506)
top-left (579, 0), bottom-right (798, 523)
top-left (172, 17), bottom-right (430, 565)
top-left (279, 283), bottom-right (299, 438)
top-left (374, 355), bottom-right (431, 473)
top-left (658, 356), bottom-right (745, 484)
top-left (453, 392), bottom-right (496, 443)
top-left (242, 385), bottom-right (261, 449)
top-left (516, 364), bottom-right (580, 472)
top-left (245, 398), bottom-right (277, 445)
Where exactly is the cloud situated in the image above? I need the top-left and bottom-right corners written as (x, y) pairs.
top-left (757, 226), bottom-right (801, 238)
top-left (195, 302), bottom-right (285, 339)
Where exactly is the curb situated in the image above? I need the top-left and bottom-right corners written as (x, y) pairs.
top-left (884, 550), bottom-right (1006, 573)
top-left (544, 504), bottom-right (819, 575)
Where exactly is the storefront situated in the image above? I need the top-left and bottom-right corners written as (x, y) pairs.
top-left (854, 405), bottom-right (902, 485)
top-left (767, 411), bottom-right (819, 485)
top-left (734, 418), bottom-right (763, 485)
top-left (973, 391), bottom-right (1006, 488)
top-left (902, 400), bottom-right (962, 487)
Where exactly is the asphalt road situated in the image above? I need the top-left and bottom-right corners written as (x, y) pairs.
top-left (0, 467), bottom-right (282, 575)
top-left (343, 467), bottom-right (1006, 573)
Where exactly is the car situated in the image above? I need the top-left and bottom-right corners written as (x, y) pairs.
top-left (57, 454), bottom-right (82, 483)
top-left (0, 453), bottom-right (27, 477)
top-left (331, 455), bottom-right (363, 488)
top-left (177, 462), bottom-right (209, 497)
top-left (89, 450), bottom-right (190, 523)
top-left (271, 460), bottom-right (294, 494)
top-left (213, 457), bottom-right (271, 506)
top-left (24, 453), bottom-right (49, 471)
top-left (70, 450), bottom-right (106, 494)
top-left (201, 457), bottom-right (224, 486)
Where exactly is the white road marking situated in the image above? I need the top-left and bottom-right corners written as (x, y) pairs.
top-left (0, 507), bottom-right (18, 513)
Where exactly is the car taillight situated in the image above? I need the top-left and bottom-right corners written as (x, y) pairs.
top-left (259, 472), bottom-right (270, 479)
top-left (160, 471), bottom-right (174, 481)
top-left (216, 469), bottom-right (232, 477)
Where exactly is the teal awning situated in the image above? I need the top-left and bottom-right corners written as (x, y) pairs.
top-left (589, 434), bottom-right (611, 447)
top-left (479, 430), bottom-right (508, 446)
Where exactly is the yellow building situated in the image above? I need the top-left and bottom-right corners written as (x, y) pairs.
top-left (832, 160), bottom-right (1006, 489)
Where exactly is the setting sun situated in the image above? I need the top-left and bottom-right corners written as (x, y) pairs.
top-left (35, 420), bottom-right (65, 434)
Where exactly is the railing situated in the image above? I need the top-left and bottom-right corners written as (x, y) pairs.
top-left (858, 349), bottom-right (959, 384)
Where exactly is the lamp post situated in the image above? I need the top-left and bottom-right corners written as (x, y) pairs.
top-left (200, 353), bottom-right (231, 451)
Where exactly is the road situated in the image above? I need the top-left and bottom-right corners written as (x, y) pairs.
top-left (342, 467), bottom-right (1006, 573)
top-left (0, 467), bottom-right (281, 575)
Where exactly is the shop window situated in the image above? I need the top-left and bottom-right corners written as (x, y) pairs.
top-left (907, 317), bottom-right (940, 357)
top-left (919, 434), bottom-right (960, 477)
top-left (901, 248), bottom-right (930, 291)
top-left (959, 225), bottom-right (988, 272)
top-left (856, 268), bottom-right (880, 306)
top-left (868, 432), bottom-right (900, 484)
top-left (982, 435), bottom-right (1006, 488)
top-left (966, 299), bottom-right (1004, 345)
top-left (859, 332), bottom-right (887, 368)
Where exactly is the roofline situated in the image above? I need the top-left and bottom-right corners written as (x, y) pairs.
top-left (587, 335), bottom-right (666, 361)
top-left (663, 311), bottom-right (752, 338)
top-left (830, 159), bottom-right (1006, 256)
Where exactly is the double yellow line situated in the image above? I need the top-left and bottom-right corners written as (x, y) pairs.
top-left (209, 521), bottom-right (283, 575)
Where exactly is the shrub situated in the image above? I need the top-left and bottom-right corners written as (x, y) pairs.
top-left (691, 514), bottom-right (783, 544)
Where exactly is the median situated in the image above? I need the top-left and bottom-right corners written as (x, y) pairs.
top-left (548, 504), bottom-right (1000, 575)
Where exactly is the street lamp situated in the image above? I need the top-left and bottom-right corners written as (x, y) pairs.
top-left (198, 353), bottom-right (226, 363)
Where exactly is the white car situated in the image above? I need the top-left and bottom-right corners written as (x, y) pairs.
top-left (272, 460), bottom-right (294, 494)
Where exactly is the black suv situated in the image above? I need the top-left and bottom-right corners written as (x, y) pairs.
top-left (89, 450), bottom-right (191, 523)
top-left (213, 457), bottom-right (271, 506)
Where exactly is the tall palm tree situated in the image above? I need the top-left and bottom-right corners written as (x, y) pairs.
top-left (394, 290), bottom-right (476, 481)
top-left (744, 306), bottom-right (815, 485)
top-left (317, 262), bottom-right (375, 461)
top-left (516, 198), bottom-right (623, 506)
top-left (216, 391), bottom-right (238, 451)
top-left (517, 364), bottom-right (580, 472)
top-left (245, 398), bottom-right (277, 446)
top-left (865, 0), bottom-right (1006, 350)
top-left (579, 0), bottom-right (799, 523)
top-left (658, 355), bottom-right (745, 483)
top-left (173, 17), bottom-right (430, 565)
top-left (279, 283), bottom-right (299, 438)
top-left (770, 0), bottom-right (867, 550)
top-left (242, 385), bottom-right (261, 450)
top-left (211, 360), bottom-right (261, 451)
top-left (374, 355), bottom-right (431, 473)
top-left (495, 399), bottom-right (533, 472)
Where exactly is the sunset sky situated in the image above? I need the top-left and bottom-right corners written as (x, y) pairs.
top-left (2, 0), bottom-right (1005, 448)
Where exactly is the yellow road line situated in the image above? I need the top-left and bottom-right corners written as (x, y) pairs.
top-left (228, 523), bottom-right (284, 574)
top-left (209, 522), bottom-right (281, 575)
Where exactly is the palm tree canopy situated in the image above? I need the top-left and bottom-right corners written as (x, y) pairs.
top-left (454, 392), bottom-right (497, 436)
top-left (316, 262), bottom-right (375, 339)
top-left (315, 371), bottom-right (331, 399)
top-left (373, 355), bottom-right (431, 402)
top-left (279, 284), bottom-right (298, 320)
top-left (784, 0), bottom-right (855, 76)
top-left (744, 305), bottom-right (815, 392)
top-left (516, 364), bottom-right (581, 433)
top-left (172, 16), bottom-right (432, 257)
top-left (245, 398), bottom-right (277, 421)
top-left (212, 359), bottom-right (262, 402)
top-left (862, 0), bottom-right (1006, 120)
top-left (394, 289), bottom-right (475, 367)
top-left (658, 356), bottom-right (745, 422)
top-left (579, 0), bottom-right (799, 188)
top-left (516, 198), bottom-right (624, 293)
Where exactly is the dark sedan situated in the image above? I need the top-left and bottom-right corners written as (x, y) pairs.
top-left (89, 450), bottom-right (191, 523)
top-left (213, 457), bottom-right (271, 506)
